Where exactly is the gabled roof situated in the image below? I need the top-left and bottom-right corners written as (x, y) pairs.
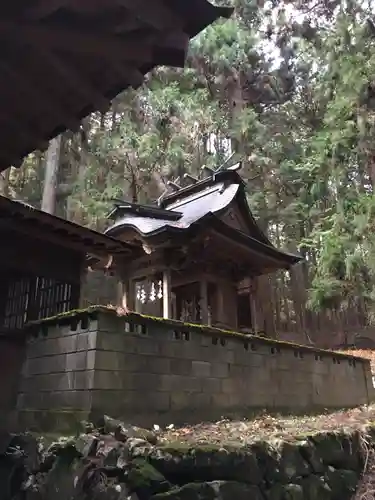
top-left (105, 163), bottom-right (302, 270)
top-left (0, 195), bottom-right (133, 258)
top-left (0, 0), bottom-right (232, 172)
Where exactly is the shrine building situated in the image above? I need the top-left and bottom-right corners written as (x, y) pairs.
top-left (104, 163), bottom-right (301, 332)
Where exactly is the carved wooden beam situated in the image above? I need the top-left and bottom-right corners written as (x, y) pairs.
top-left (0, 21), bottom-right (153, 61)
top-left (0, 62), bottom-right (80, 132)
top-left (115, 0), bottom-right (183, 31)
top-left (109, 61), bottom-right (145, 89)
top-left (25, 0), bottom-right (73, 20)
top-left (0, 216), bottom-right (117, 257)
top-left (33, 48), bottom-right (111, 114)
top-left (0, 112), bottom-right (48, 154)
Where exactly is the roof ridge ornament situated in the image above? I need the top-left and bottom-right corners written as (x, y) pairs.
top-left (183, 173), bottom-right (198, 185)
top-left (167, 177), bottom-right (181, 191)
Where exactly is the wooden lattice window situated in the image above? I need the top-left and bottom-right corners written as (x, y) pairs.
top-left (33, 277), bottom-right (74, 320)
top-left (1, 275), bottom-right (79, 331)
top-left (3, 278), bottom-right (31, 330)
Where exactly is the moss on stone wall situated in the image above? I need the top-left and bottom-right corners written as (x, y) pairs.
top-left (24, 304), bottom-right (367, 363)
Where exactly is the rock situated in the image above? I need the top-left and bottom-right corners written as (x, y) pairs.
top-left (97, 415), bottom-right (158, 445)
top-left (210, 481), bottom-right (263, 500)
top-left (75, 433), bottom-right (99, 458)
top-left (311, 432), bottom-right (361, 470)
top-left (152, 482), bottom-right (215, 500)
top-left (152, 481), bottom-right (262, 500)
top-left (276, 441), bottom-right (310, 481)
top-left (149, 444), bottom-right (262, 484)
top-left (298, 440), bottom-right (325, 474)
top-left (127, 458), bottom-right (171, 500)
top-left (251, 441), bottom-right (284, 484)
top-left (127, 438), bottom-right (154, 458)
top-left (266, 483), bottom-right (304, 500)
top-left (300, 475), bottom-right (331, 500)
top-left (325, 467), bottom-right (359, 500)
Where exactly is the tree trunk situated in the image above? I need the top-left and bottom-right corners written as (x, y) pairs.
top-left (41, 135), bottom-right (62, 214)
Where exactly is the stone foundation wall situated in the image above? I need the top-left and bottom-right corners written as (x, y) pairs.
top-left (16, 308), bottom-right (374, 431)
top-left (1, 420), bottom-right (371, 500)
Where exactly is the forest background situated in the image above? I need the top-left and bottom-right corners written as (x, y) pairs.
top-left (5, 0), bottom-right (375, 345)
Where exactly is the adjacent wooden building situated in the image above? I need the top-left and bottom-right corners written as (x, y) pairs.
top-left (105, 164), bottom-right (301, 331)
top-left (0, 196), bottom-right (134, 334)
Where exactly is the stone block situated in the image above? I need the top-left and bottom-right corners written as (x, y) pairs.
top-left (27, 354), bottom-right (67, 375)
top-left (221, 378), bottom-right (239, 395)
top-left (201, 377), bottom-right (221, 394)
top-left (131, 391), bottom-right (170, 412)
top-left (148, 357), bottom-right (172, 374)
top-left (211, 393), bottom-right (231, 408)
top-left (66, 352), bottom-right (88, 371)
top-left (91, 389), bottom-right (127, 414)
top-left (130, 373), bottom-right (164, 392)
top-left (191, 392), bottom-right (211, 409)
top-left (170, 392), bottom-right (193, 410)
top-left (46, 390), bottom-right (92, 410)
top-left (74, 370), bottom-right (95, 390)
top-left (199, 334), bottom-right (211, 347)
top-left (191, 360), bottom-right (211, 377)
top-left (86, 350), bottom-right (96, 370)
top-left (211, 363), bottom-right (229, 379)
top-left (97, 313), bottom-right (124, 334)
top-left (169, 358), bottom-right (191, 376)
top-left (95, 350), bottom-right (125, 371)
top-left (96, 331), bottom-right (126, 352)
top-left (93, 370), bottom-right (125, 390)
top-left (136, 337), bottom-right (160, 356)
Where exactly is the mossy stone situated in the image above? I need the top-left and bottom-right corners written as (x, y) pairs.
top-left (277, 441), bottom-right (310, 481)
top-left (300, 475), bottom-right (331, 500)
top-left (298, 440), bottom-right (325, 474)
top-left (152, 481), bottom-right (262, 500)
top-left (311, 432), bottom-right (360, 470)
top-left (266, 483), bottom-right (304, 500)
top-left (149, 444), bottom-right (262, 484)
top-left (325, 468), bottom-right (359, 500)
top-left (127, 458), bottom-right (171, 499)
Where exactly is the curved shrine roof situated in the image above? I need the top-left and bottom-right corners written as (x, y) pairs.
top-left (105, 166), bottom-right (302, 270)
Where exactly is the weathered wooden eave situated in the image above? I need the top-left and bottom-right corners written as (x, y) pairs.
top-left (0, 0), bottom-right (233, 172)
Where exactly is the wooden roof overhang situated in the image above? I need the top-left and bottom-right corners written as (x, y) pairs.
top-left (106, 212), bottom-right (301, 276)
top-left (0, 195), bottom-right (133, 259)
top-left (0, 0), bottom-right (232, 172)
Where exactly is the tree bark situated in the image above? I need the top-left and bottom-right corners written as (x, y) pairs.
top-left (41, 135), bottom-right (62, 214)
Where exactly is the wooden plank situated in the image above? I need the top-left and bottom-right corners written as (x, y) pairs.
top-left (0, 21), bottom-right (153, 61)
top-left (116, 0), bottom-right (182, 31)
top-left (34, 48), bottom-right (111, 114)
top-left (0, 61), bottom-right (81, 132)
top-left (25, 0), bottom-right (73, 20)
top-left (0, 216), bottom-right (108, 258)
top-left (162, 269), bottom-right (172, 319)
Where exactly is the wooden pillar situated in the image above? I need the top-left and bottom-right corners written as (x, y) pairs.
top-left (119, 280), bottom-right (129, 310)
top-left (162, 270), bottom-right (172, 319)
top-left (200, 279), bottom-right (209, 325)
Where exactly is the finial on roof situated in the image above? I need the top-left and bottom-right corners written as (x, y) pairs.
top-left (183, 173), bottom-right (198, 185)
top-left (214, 151), bottom-right (237, 173)
top-left (167, 176), bottom-right (181, 192)
top-left (157, 187), bottom-right (170, 206)
top-left (226, 161), bottom-right (242, 172)
top-left (201, 165), bottom-right (215, 178)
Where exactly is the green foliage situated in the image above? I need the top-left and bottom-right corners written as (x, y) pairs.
top-left (8, 0), bottom-right (375, 327)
